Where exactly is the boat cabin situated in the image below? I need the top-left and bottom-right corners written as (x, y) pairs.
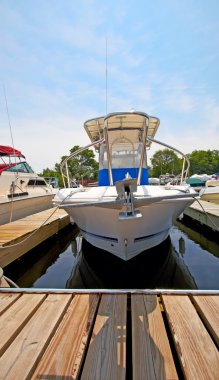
top-left (0, 145), bottom-right (34, 175)
top-left (84, 111), bottom-right (160, 186)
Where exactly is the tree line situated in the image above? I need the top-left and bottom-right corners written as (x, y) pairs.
top-left (149, 149), bottom-right (219, 178)
top-left (39, 146), bottom-right (219, 186)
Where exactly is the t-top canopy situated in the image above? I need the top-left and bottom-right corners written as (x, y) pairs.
top-left (84, 111), bottom-right (160, 149)
top-left (0, 145), bottom-right (25, 158)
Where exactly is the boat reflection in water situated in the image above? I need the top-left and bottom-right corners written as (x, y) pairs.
top-left (4, 226), bottom-right (197, 290)
top-left (66, 235), bottom-right (197, 290)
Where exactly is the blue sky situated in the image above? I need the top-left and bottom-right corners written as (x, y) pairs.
top-left (0, 0), bottom-right (219, 172)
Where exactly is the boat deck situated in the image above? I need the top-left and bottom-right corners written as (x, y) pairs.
top-left (0, 208), bottom-right (70, 268)
top-left (0, 289), bottom-right (218, 379)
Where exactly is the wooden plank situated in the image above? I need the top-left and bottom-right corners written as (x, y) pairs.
top-left (0, 292), bottom-right (21, 315)
top-left (162, 295), bottom-right (219, 379)
top-left (0, 217), bottom-right (60, 244)
top-left (0, 293), bottom-right (46, 356)
top-left (0, 294), bottom-right (71, 379)
top-left (0, 209), bottom-right (68, 242)
top-left (0, 209), bottom-right (70, 268)
top-left (191, 295), bottom-right (219, 346)
top-left (0, 223), bottom-right (59, 267)
top-left (81, 294), bottom-right (127, 380)
top-left (132, 294), bottom-right (178, 380)
top-left (0, 209), bottom-right (69, 239)
top-left (32, 294), bottom-right (99, 379)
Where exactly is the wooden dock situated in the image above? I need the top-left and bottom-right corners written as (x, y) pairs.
top-left (183, 199), bottom-right (219, 231)
top-left (0, 289), bottom-right (219, 379)
top-left (0, 208), bottom-right (70, 268)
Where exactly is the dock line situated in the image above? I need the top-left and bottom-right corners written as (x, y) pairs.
top-left (193, 196), bottom-right (219, 231)
top-left (0, 266), bottom-right (19, 287)
top-left (0, 191), bottom-right (74, 250)
top-left (0, 206), bottom-right (59, 249)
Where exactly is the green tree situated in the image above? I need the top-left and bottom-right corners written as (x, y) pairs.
top-left (38, 168), bottom-right (63, 187)
top-left (187, 150), bottom-right (219, 175)
top-left (61, 145), bottom-right (98, 182)
top-left (150, 149), bottom-right (182, 177)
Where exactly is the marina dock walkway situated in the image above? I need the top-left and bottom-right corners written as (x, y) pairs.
top-left (0, 289), bottom-right (218, 379)
top-left (183, 199), bottom-right (219, 231)
top-left (0, 208), bottom-right (70, 268)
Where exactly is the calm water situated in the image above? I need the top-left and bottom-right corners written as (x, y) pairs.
top-left (4, 217), bottom-right (219, 290)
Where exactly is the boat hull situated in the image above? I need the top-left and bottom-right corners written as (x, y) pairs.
top-left (200, 193), bottom-right (219, 204)
top-left (0, 194), bottom-right (55, 225)
top-left (200, 185), bottom-right (219, 205)
top-left (61, 197), bottom-right (194, 261)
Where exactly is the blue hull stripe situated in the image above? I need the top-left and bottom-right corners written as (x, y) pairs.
top-left (80, 227), bottom-right (169, 243)
top-left (134, 228), bottom-right (169, 242)
top-left (80, 228), bottom-right (118, 242)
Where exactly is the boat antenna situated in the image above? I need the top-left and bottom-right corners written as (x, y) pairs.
top-left (105, 36), bottom-right (108, 115)
top-left (3, 84), bottom-right (16, 156)
top-left (2, 83), bottom-right (18, 223)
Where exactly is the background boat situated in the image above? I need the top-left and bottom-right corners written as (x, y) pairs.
top-left (200, 179), bottom-right (219, 204)
top-left (0, 145), bottom-right (58, 225)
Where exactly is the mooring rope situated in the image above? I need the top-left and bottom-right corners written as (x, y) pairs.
top-left (165, 186), bottom-right (219, 231)
top-left (192, 196), bottom-right (219, 231)
top-left (0, 191), bottom-right (75, 249)
top-left (0, 266), bottom-right (19, 288)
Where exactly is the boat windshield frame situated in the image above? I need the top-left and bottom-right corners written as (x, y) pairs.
top-left (102, 113), bottom-right (151, 185)
top-left (60, 111), bottom-right (190, 187)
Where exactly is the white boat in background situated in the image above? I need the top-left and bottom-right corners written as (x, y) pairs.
top-left (54, 111), bottom-right (197, 261)
top-left (190, 174), bottom-right (211, 182)
top-left (148, 177), bottom-right (159, 185)
top-left (186, 174), bottom-right (211, 192)
top-left (200, 179), bottom-right (219, 204)
top-left (0, 145), bottom-right (58, 225)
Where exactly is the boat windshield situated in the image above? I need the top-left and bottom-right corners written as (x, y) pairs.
top-left (159, 174), bottom-right (175, 185)
top-left (5, 162), bottom-right (34, 173)
top-left (99, 142), bottom-right (146, 170)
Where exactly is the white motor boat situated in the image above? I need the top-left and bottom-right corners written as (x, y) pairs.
top-left (0, 145), bottom-right (58, 225)
top-left (54, 111), bottom-right (197, 261)
top-left (200, 179), bottom-right (219, 204)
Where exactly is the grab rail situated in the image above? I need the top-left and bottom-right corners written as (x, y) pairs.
top-left (147, 137), bottom-right (190, 185)
top-left (60, 136), bottom-right (190, 188)
top-left (60, 138), bottom-right (105, 187)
